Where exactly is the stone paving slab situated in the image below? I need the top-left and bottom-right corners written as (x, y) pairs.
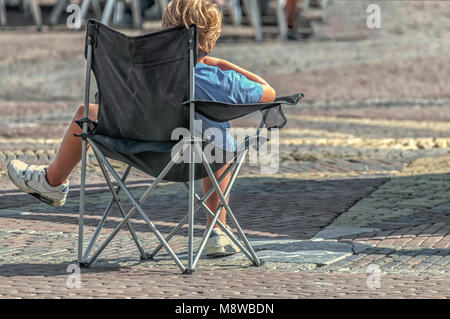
top-left (229, 238), bottom-right (371, 266)
top-left (312, 225), bottom-right (380, 241)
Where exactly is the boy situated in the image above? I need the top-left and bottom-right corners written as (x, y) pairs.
top-left (7, 0), bottom-right (276, 257)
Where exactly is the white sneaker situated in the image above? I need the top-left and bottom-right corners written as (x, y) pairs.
top-left (7, 160), bottom-right (69, 207)
top-left (205, 225), bottom-right (241, 258)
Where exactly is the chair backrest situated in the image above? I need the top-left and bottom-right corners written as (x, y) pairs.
top-left (85, 20), bottom-right (197, 142)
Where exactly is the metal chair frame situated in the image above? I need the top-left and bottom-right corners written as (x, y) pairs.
top-left (77, 34), bottom-right (264, 274)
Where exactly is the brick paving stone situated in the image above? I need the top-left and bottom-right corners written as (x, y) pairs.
top-left (390, 237), bottom-right (414, 248)
top-left (422, 235), bottom-right (446, 248)
top-left (0, 269), bottom-right (448, 298)
top-left (434, 237), bottom-right (450, 249)
top-left (404, 237), bottom-right (427, 248)
top-left (418, 223), bottom-right (448, 237)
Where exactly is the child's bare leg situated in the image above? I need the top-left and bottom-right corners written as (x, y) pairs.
top-left (46, 104), bottom-right (98, 187)
top-left (202, 163), bottom-right (231, 229)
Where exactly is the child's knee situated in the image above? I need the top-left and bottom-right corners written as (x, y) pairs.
top-left (74, 104), bottom-right (98, 121)
top-left (74, 105), bottom-right (85, 120)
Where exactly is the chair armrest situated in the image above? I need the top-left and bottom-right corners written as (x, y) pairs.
top-left (184, 93), bottom-right (304, 122)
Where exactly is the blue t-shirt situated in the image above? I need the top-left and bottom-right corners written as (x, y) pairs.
top-left (194, 62), bottom-right (263, 151)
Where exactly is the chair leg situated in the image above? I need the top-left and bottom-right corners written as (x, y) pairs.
top-left (0, 0), bottom-right (8, 26)
top-left (130, 0), bottom-right (142, 29)
top-left (227, 0), bottom-right (242, 26)
top-left (276, 0), bottom-right (288, 40)
top-left (152, 149), bottom-right (258, 270)
top-left (78, 141), bottom-right (88, 264)
top-left (48, 0), bottom-right (67, 25)
top-left (78, 41), bottom-right (93, 265)
top-left (242, 0), bottom-right (263, 42)
top-left (191, 151), bottom-right (250, 269)
top-left (113, 0), bottom-right (125, 25)
top-left (198, 146), bottom-right (262, 266)
top-left (92, 0), bottom-right (102, 19)
top-left (93, 155), bottom-right (148, 260)
top-left (157, 148), bottom-right (258, 270)
top-left (82, 165), bottom-right (132, 262)
top-left (79, 0), bottom-right (92, 25)
top-left (86, 140), bottom-right (186, 272)
top-left (27, 0), bottom-right (42, 31)
top-left (187, 40), bottom-right (196, 272)
top-left (186, 143), bottom-right (196, 273)
top-left (101, 0), bottom-right (116, 25)
top-left (192, 193), bottom-right (256, 266)
top-left (97, 152), bottom-right (186, 272)
top-left (147, 158), bottom-right (238, 259)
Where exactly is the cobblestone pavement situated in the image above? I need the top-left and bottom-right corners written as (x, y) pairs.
top-left (1, 3), bottom-right (450, 298)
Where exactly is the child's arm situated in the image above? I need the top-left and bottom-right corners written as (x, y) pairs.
top-left (202, 56), bottom-right (276, 103)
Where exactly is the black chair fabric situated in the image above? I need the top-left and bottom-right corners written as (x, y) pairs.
top-left (84, 20), bottom-right (304, 182)
top-left (86, 20), bottom-right (194, 142)
top-left (90, 135), bottom-right (235, 182)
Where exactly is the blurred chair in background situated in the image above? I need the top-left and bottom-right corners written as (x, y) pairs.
top-left (48, 0), bottom-right (102, 26)
top-left (225, 0), bottom-right (242, 26)
top-left (286, 0), bottom-right (332, 39)
top-left (0, 0), bottom-right (7, 26)
top-left (101, 0), bottom-right (143, 28)
top-left (1, 0), bottom-right (311, 41)
top-left (1, 0), bottom-right (42, 30)
top-left (101, 0), bottom-right (168, 28)
top-left (48, 0), bottom-right (162, 29)
top-left (242, 0), bottom-right (263, 41)
top-left (247, 0), bottom-right (289, 41)
top-left (216, 0), bottom-right (287, 41)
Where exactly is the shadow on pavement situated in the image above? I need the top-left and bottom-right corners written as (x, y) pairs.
top-left (0, 175), bottom-right (387, 240)
top-left (0, 262), bottom-right (121, 277)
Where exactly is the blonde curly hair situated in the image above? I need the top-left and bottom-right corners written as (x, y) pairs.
top-left (162, 0), bottom-right (222, 57)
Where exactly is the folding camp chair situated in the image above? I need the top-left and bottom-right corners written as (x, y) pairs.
top-left (76, 20), bottom-right (303, 274)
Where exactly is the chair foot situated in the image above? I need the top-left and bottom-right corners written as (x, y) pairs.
top-left (140, 253), bottom-right (153, 261)
top-left (78, 262), bottom-right (90, 268)
top-left (182, 269), bottom-right (196, 275)
top-left (252, 259), bottom-right (265, 267)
